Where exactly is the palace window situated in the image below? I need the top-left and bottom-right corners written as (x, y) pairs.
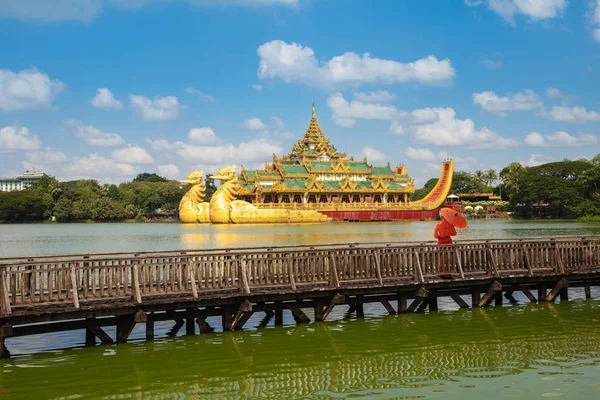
top-left (282, 195), bottom-right (290, 203)
top-left (308, 195), bottom-right (317, 203)
top-left (388, 195), bottom-right (395, 203)
top-left (244, 196), bottom-right (254, 203)
top-left (293, 194), bottom-right (302, 203)
top-left (374, 195), bottom-right (382, 203)
top-left (263, 195), bottom-right (272, 203)
top-left (352, 195), bottom-right (360, 203)
top-left (319, 195), bottom-right (328, 203)
top-left (341, 195), bottom-right (350, 203)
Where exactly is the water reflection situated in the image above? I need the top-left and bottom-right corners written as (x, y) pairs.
top-left (2, 301), bottom-right (600, 399)
top-left (1, 220), bottom-right (600, 257)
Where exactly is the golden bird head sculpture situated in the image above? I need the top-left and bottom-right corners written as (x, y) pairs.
top-left (210, 165), bottom-right (236, 182)
top-left (180, 170), bottom-right (205, 186)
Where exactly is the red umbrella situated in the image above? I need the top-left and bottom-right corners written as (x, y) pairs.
top-left (439, 207), bottom-right (467, 228)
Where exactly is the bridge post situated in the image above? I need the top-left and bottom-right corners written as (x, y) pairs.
top-left (397, 294), bottom-right (407, 313)
top-left (545, 278), bottom-right (568, 302)
top-left (406, 287), bottom-right (428, 313)
top-left (477, 281), bottom-right (502, 307)
top-left (0, 324), bottom-right (12, 359)
top-left (0, 267), bottom-right (11, 316)
top-left (146, 312), bottom-right (155, 340)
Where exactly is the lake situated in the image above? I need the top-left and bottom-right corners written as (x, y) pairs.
top-left (1, 220), bottom-right (600, 399)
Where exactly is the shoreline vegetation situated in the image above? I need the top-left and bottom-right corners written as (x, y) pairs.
top-left (1, 154), bottom-right (599, 224)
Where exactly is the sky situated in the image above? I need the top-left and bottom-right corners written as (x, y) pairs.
top-left (1, 0), bottom-right (600, 186)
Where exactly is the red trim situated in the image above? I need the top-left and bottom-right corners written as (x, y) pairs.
top-left (321, 209), bottom-right (442, 221)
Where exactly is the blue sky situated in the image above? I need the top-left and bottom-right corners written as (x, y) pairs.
top-left (1, 0), bottom-right (600, 185)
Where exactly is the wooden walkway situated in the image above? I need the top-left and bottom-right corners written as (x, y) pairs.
top-left (1, 236), bottom-right (599, 358)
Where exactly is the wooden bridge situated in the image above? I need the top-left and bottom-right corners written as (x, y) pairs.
top-left (1, 236), bottom-right (599, 358)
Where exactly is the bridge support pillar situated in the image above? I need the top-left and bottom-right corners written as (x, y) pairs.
top-left (85, 320), bottom-right (113, 344)
top-left (585, 286), bottom-right (592, 299)
top-left (428, 297), bottom-right (439, 312)
top-left (85, 327), bottom-right (96, 346)
top-left (315, 294), bottom-right (344, 322)
top-left (478, 281), bottom-right (502, 307)
top-left (521, 288), bottom-right (537, 303)
top-left (146, 313), bottom-right (154, 340)
top-left (228, 300), bottom-right (253, 331)
top-left (397, 295), bottom-right (407, 313)
top-left (538, 284), bottom-right (547, 302)
top-left (450, 294), bottom-right (469, 308)
top-left (471, 289), bottom-right (480, 307)
top-left (196, 316), bottom-right (214, 333)
top-left (290, 305), bottom-right (310, 323)
top-left (406, 287), bottom-right (429, 313)
top-left (186, 311), bottom-right (196, 335)
top-left (356, 295), bottom-right (365, 318)
top-left (546, 279), bottom-right (569, 302)
top-left (0, 324), bottom-right (12, 359)
top-left (381, 300), bottom-right (396, 315)
top-left (504, 290), bottom-right (518, 305)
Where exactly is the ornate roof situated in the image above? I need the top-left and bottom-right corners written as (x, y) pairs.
top-left (286, 103), bottom-right (346, 160)
top-left (237, 103), bottom-right (415, 195)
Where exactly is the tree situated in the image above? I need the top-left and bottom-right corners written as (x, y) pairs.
top-left (485, 169), bottom-right (498, 186)
top-left (474, 170), bottom-right (486, 184)
top-left (499, 162), bottom-right (525, 196)
top-left (205, 174), bottom-right (217, 201)
top-left (412, 178), bottom-right (438, 201)
top-left (0, 191), bottom-right (47, 222)
top-left (132, 173), bottom-right (168, 183)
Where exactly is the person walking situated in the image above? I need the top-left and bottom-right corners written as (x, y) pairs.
top-left (435, 208), bottom-right (467, 276)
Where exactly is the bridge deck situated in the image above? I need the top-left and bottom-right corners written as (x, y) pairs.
top-left (0, 236), bottom-right (599, 357)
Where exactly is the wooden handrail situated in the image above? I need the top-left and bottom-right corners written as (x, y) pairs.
top-left (0, 237), bottom-right (598, 315)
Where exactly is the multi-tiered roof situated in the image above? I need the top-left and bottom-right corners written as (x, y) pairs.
top-left (237, 104), bottom-right (414, 198)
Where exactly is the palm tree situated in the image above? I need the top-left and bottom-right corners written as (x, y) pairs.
top-left (474, 170), bottom-right (486, 184)
top-left (500, 163), bottom-right (524, 192)
top-left (485, 169), bottom-right (498, 186)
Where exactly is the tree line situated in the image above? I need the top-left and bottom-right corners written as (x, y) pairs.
top-left (1, 154), bottom-right (599, 222)
top-left (414, 153), bottom-right (600, 220)
top-left (0, 173), bottom-right (215, 223)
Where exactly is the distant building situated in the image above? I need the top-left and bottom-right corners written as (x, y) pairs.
top-left (0, 170), bottom-right (46, 192)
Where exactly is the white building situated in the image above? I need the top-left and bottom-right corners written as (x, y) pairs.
top-left (0, 170), bottom-right (46, 192)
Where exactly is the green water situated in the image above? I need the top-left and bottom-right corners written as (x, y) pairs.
top-left (1, 221), bottom-right (600, 399)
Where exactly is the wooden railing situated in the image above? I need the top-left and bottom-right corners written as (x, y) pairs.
top-left (1, 236), bottom-right (599, 315)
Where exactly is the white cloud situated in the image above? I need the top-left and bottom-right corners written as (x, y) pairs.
top-left (542, 105), bottom-right (600, 123)
top-left (523, 153), bottom-right (549, 167)
top-left (360, 146), bottom-right (387, 163)
top-left (25, 147), bottom-right (69, 164)
top-left (188, 127), bottom-right (219, 144)
top-left (409, 107), bottom-right (518, 149)
top-left (112, 145), bottom-right (154, 164)
top-left (146, 138), bottom-right (185, 151)
top-left (545, 87), bottom-right (578, 104)
top-left (479, 59), bottom-right (503, 69)
top-left (467, 0), bottom-right (568, 25)
top-left (251, 84), bottom-right (264, 92)
top-left (243, 117), bottom-right (267, 130)
top-left (63, 154), bottom-right (137, 180)
top-left (0, 126), bottom-right (43, 152)
top-left (177, 139), bottom-right (284, 165)
top-left (257, 40), bottom-right (455, 87)
top-left (406, 147), bottom-right (437, 161)
top-left (130, 94), bottom-right (179, 120)
top-left (271, 116), bottom-right (285, 129)
top-left (157, 164), bottom-right (180, 179)
top-left (90, 88), bottom-right (123, 109)
top-left (589, 0), bottom-right (600, 44)
top-left (525, 131), bottom-right (598, 147)
top-left (389, 121), bottom-right (405, 136)
top-left (66, 120), bottom-right (125, 147)
top-left (352, 90), bottom-right (398, 103)
top-left (0, 68), bottom-right (65, 111)
top-left (185, 87), bottom-right (214, 102)
top-left (0, 0), bottom-right (298, 22)
top-left (472, 89), bottom-right (542, 115)
top-left (327, 92), bottom-right (406, 127)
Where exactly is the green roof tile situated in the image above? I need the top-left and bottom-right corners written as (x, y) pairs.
top-left (280, 165), bottom-right (308, 174)
top-left (306, 161), bottom-right (336, 171)
top-left (347, 162), bottom-right (370, 171)
top-left (281, 179), bottom-right (307, 189)
top-left (371, 167), bottom-right (394, 175)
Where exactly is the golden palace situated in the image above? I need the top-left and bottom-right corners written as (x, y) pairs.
top-left (179, 104), bottom-right (453, 223)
